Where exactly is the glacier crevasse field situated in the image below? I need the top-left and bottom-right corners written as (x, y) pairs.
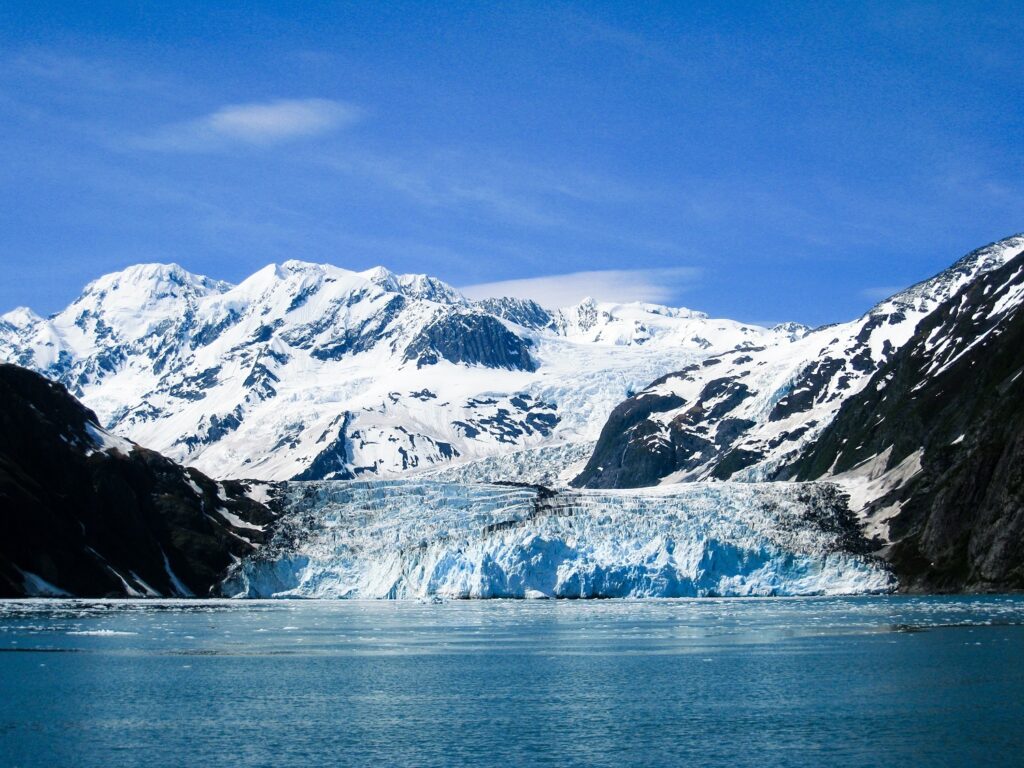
top-left (224, 480), bottom-right (894, 598)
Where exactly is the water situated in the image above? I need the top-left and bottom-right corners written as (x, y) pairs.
top-left (1, 597), bottom-right (1023, 768)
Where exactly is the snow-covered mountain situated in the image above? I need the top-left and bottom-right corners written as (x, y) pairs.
top-left (5, 234), bottom-right (1024, 597)
top-left (0, 260), bottom-right (783, 481)
top-left (574, 235), bottom-right (1024, 489)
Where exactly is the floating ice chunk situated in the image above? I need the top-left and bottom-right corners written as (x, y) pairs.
top-left (66, 630), bottom-right (139, 636)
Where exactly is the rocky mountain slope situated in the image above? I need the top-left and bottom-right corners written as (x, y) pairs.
top-left (0, 364), bottom-right (275, 598)
top-left (573, 235), bottom-right (1024, 489)
top-left (3, 235), bottom-right (1023, 597)
top-left (785, 251), bottom-right (1024, 591)
top-left (0, 261), bottom-right (785, 482)
top-left (568, 235), bottom-right (1024, 592)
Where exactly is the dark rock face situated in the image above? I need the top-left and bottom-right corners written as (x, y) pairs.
top-left (473, 297), bottom-right (554, 330)
top-left (768, 357), bottom-right (846, 422)
top-left (293, 413), bottom-right (356, 481)
top-left (573, 392), bottom-right (688, 489)
top-left (447, 392), bottom-right (560, 447)
top-left (0, 364), bottom-right (277, 598)
top-left (573, 359), bottom-right (771, 488)
top-left (574, 375), bottom-right (758, 489)
top-left (403, 311), bottom-right (537, 371)
top-left (173, 406), bottom-right (244, 453)
top-left (785, 254), bottom-right (1024, 592)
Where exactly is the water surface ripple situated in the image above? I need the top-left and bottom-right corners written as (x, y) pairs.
top-left (1, 596), bottom-right (1022, 767)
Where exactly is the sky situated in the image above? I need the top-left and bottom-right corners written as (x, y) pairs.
top-left (0, 1), bottom-right (1021, 326)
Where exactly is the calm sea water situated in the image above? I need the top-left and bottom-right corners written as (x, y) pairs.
top-left (1, 596), bottom-right (1022, 767)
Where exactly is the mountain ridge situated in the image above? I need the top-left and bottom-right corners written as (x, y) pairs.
top-left (784, 251), bottom-right (1024, 590)
top-left (2, 234), bottom-right (1023, 594)
top-left (0, 257), bottom-right (784, 482)
top-left (573, 234), bottom-right (1024, 489)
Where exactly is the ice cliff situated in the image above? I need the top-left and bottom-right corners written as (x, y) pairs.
top-left (223, 479), bottom-right (894, 598)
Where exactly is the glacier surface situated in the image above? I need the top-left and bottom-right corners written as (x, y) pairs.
top-left (224, 479), bottom-right (894, 599)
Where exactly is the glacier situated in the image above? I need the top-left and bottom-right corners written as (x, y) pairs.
top-left (417, 440), bottom-right (595, 485)
top-left (223, 479), bottom-right (894, 599)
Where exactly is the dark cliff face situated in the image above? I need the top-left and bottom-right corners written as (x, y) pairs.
top-left (785, 254), bottom-right (1024, 592)
top-left (473, 297), bottom-right (554, 331)
top-left (571, 386), bottom-right (688, 489)
top-left (572, 362), bottom-right (766, 490)
top-left (0, 364), bottom-right (278, 598)
top-left (403, 311), bottom-right (537, 371)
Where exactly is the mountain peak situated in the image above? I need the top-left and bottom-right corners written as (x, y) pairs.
top-left (360, 266), bottom-right (464, 304)
top-left (1, 307), bottom-right (42, 328)
top-left (771, 321), bottom-right (811, 340)
top-left (359, 265), bottom-right (396, 282)
top-left (278, 259), bottom-right (343, 276)
top-left (80, 263), bottom-right (230, 301)
top-left (395, 273), bottom-right (465, 305)
top-left (870, 233), bottom-right (1024, 316)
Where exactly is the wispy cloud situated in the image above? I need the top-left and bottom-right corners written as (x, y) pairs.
top-left (859, 285), bottom-right (904, 302)
top-left (320, 148), bottom-right (646, 230)
top-left (9, 49), bottom-right (170, 93)
top-left (566, 11), bottom-right (691, 75)
top-left (460, 267), bottom-right (701, 308)
top-left (142, 98), bottom-right (361, 151)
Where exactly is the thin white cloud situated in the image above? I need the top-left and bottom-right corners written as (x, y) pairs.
top-left (142, 98), bottom-right (361, 151)
top-left (859, 285), bottom-right (904, 302)
top-left (460, 267), bottom-right (701, 309)
top-left (13, 50), bottom-right (169, 93)
top-left (321, 149), bottom-right (646, 231)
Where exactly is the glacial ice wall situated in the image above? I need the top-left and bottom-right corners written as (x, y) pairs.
top-left (417, 441), bottom-right (595, 486)
top-left (223, 480), bottom-right (894, 599)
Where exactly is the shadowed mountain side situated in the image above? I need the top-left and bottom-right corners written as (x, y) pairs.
top-left (0, 364), bottom-right (277, 597)
top-left (786, 254), bottom-right (1024, 591)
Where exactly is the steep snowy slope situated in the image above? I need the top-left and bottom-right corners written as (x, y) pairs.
top-left (223, 479), bottom-right (893, 598)
top-left (1, 261), bottom-right (782, 481)
top-left (574, 235), bottom-right (1024, 488)
top-left (786, 249), bottom-right (1024, 591)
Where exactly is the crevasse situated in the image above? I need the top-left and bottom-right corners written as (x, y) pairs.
top-left (223, 479), bottom-right (894, 599)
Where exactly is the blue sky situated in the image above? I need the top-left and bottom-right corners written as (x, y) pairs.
top-left (1, 2), bottom-right (1021, 326)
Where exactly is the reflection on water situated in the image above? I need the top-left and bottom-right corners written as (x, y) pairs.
top-left (1, 596), bottom-right (1023, 767)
